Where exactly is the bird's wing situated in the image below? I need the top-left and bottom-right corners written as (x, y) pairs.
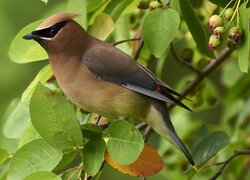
top-left (82, 45), bottom-right (189, 109)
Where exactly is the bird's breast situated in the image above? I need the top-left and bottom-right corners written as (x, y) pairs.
top-left (49, 56), bottom-right (149, 119)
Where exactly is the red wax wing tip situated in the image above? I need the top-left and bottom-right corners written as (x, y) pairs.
top-left (155, 85), bottom-right (162, 93)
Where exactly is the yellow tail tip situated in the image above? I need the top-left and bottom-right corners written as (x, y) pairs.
top-left (192, 165), bottom-right (199, 172)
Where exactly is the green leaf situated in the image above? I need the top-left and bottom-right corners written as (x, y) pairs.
top-left (24, 171), bottom-right (61, 180)
top-left (0, 149), bottom-right (9, 165)
top-left (179, 0), bottom-right (214, 58)
top-left (81, 124), bottom-right (103, 140)
top-left (3, 99), bottom-right (30, 139)
top-left (8, 20), bottom-right (48, 63)
top-left (67, 0), bottom-right (87, 29)
top-left (192, 131), bottom-right (230, 166)
top-left (89, 13), bottom-right (114, 41)
top-left (225, 74), bottom-right (250, 104)
top-left (61, 168), bottom-right (81, 180)
top-left (170, 0), bottom-right (181, 14)
top-left (221, 61), bottom-right (243, 88)
top-left (18, 121), bottom-right (41, 148)
top-left (22, 64), bottom-right (53, 101)
top-left (30, 84), bottom-right (83, 150)
top-left (53, 152), bottom-right (77, 172)
top-left (104, 0), bottom-right (134, 22)
top-left (82, 139), bottom-right (106, 176)
top-left (237, 2), bottom-right (249, 73)
top-left (142, 9), bottom-right (180, 58)
top-left (8, 139), bottom-right (63, 180)
top-left (105, 120), bottom-right (144, 165)
top-left (87, 0), bottom-right (106, 13)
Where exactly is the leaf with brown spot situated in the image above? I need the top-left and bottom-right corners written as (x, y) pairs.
top-left (105, 143), bottom-right (163, 177)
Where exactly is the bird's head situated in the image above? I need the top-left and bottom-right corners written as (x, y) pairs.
top-left (23, 13), bottom-right (87, 53)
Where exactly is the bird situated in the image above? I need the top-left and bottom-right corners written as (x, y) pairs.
top-left (23, 13), bottom-right (197, 170)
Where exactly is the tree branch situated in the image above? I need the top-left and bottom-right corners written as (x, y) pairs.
top-left (171, 44), bottom-right (202, 75)
top-left (168, 47), bottom-right (234, 110)
top-left (133, 40), bottom-right (144, 60)
top-left (111, 37), bottom-right (142, 46)
top-left (210, 150), bottom-right (250, 180)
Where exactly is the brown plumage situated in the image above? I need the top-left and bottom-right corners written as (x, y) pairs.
top-left (23, 13), bottom-right (196, 168)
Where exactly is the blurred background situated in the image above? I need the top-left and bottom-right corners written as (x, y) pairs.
top-left (1, 0), bottom-right (250, 179)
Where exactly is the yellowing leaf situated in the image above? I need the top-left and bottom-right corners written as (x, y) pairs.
top-left (105, 144), bottom-right (163, 177)
top-left (89, 13), bottom-right (114, 41)
top-left (8, 20), bottom-right (48, 63)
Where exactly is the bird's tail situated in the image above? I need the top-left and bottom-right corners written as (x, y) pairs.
top-left (145, 101), bottom-right (196, 168)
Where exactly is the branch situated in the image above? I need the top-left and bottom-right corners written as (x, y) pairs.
top-left (143, 126), bottom-right (153, 141)
top-left (171, 44), bottom-right (202, 75)
top-left (133, 39), bottom-right (144, 60)
top-left (111, 37), bottom-right (142, 46)
top-left (168, 47), bottom-right (234, 110)
top-left (210, 149), bottom-right (250, 180)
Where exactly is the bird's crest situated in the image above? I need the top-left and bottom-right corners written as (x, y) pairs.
top-left (36, 13), bottom-right (80, 30)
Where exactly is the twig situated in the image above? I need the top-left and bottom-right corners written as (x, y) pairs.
top-left (133, 40), bottom-right (144, 60)
top-left (59, 163), bottom-right (83, 178)
top-left (67, 163), bottom-right (82, 180)
top-left (168, 47), bottom-right (234, 110)
top-left (171, 44), bottom-right (202, 75)
top-left (95, 115), bottom-right (102, 125)
top-left (143, 126), bottom-right (153, 142)
top-left (111, 37), bottom-right (142, 46)
top-left (136, 122), bottom-right (148, 131)
top-left (210, 150), bottom-right (250, 180)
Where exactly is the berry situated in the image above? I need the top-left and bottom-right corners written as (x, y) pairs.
top-left (208, 35), bottom-right (220, 50)
top-left (149, 1), bottom-right (162, 10)
top-left (180, 48), bottom-right (194, 63)
top-left (209, 15), bottom-right (223, 30)
top-left (228, 26), bottom-right (243, 44)
top-left (224, 8), bottom-right (234, 20)
top-left (213, 26), bottom-right (224, 37)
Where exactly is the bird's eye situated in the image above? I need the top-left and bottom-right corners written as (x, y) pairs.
top-left (49, 28), bottom-right (58, 36)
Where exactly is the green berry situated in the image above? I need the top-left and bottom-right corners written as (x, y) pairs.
top-left (213, 26), bottom-right (224, 37)
top-left (209, 15), bottom-right (223, 30)
top-left (149, 1), bottom-right (162, 10)
top-left (180, 48), bottom-right (194, 63)
top-left (208, 35), bottom-right (220, 50)
top-left (224, 8), bottom-right (234, 20)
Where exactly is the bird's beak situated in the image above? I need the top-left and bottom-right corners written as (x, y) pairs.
top-left (23, 31), bottom-right (40, 40)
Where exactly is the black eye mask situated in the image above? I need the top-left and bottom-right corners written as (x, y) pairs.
top-left (32, 21), bottom-right (67, 38)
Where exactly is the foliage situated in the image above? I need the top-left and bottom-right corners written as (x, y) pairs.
top-left (1, 0), bottom-right (250, 179)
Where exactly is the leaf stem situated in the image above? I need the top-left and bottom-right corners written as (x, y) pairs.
top-left (219, 0), bottom-right (235, 17)
top-left (225, 0), bottom-right (242, 30)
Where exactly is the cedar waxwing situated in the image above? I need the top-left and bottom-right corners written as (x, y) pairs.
top-left (23, 13), bottom-right (197, 169)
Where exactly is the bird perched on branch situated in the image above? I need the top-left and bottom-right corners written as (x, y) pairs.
top-left (23, 13), bottom-right (196, 169)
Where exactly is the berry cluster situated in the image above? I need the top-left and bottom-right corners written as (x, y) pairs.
top-left (208, 2), bottom-right (243, 50)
